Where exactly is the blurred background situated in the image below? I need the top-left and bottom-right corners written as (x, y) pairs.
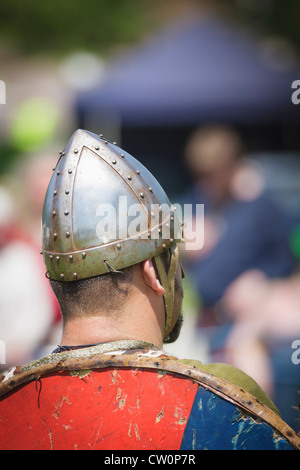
top-left (0, 0), bottom-right (299, 432)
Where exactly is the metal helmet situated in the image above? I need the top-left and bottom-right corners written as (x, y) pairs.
top-left (42, 129), bottom-right (183, 338)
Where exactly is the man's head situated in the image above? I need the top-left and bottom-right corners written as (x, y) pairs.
top-left (184, 124), bottom-right (245, 203)
top-left (42, 129), bottom-right (184, 345)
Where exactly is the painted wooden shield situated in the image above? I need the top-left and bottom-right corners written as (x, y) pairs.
top-left (0, 349), bottom-right (299, 450)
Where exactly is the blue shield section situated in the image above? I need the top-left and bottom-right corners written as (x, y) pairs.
top-left (180, 387), bottom-right (294, 450)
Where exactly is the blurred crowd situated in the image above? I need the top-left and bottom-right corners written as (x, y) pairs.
top-left (178, 124), bottom-right (300, 432)
top-left (0, 123), bottom-right (299, 433)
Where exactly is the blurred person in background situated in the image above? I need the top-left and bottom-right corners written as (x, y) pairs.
top-left (181, 124), bottom-right (297, 315)
top-left (0, 183), bottom-right (55, 370)
top-left (180, 124), bottom-right (299, 430)
top-left (222, 267), bottom-right (300, 431)
top-left (14, 152), bottom-right (62, 353)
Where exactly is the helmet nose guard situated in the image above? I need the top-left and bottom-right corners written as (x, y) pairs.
top-left (42, 129), bottom-right (183, 281)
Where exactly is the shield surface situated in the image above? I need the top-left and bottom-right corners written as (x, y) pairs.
top-left (0, 348), bottom-right (299, 450)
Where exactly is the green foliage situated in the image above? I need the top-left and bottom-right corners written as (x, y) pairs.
top-left (0, 0), bottom-right (156, 56)
top-left (0, 0), bottom-right (299, 56)
top-left (290, 225), bottom-right (300, 260)
top-left (0, 144), bottom-right (20, 174)
top-left (219, 0), bottom-right (300, 54)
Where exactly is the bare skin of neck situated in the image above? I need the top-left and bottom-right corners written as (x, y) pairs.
top-left (60, 260), bottom-right (166, 350)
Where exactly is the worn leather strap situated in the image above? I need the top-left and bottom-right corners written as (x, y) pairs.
top-left (154, 245), bottom-right (179, 339)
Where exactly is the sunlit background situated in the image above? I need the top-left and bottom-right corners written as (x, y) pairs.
top-left (0, 0), bottom-right (299, 432)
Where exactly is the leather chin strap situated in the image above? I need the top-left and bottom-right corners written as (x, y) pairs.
top-left (154, 245), bottom-right (179, 340)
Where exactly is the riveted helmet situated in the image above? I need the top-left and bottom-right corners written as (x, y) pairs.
top-left (42, 129), bottom-right (183, 338)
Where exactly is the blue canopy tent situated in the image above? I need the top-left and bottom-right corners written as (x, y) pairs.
top-left (75, 15), bottom-right (300, 196)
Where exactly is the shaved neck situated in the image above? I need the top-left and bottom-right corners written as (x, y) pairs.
top-left (59, 262), bottom-right (166, 349)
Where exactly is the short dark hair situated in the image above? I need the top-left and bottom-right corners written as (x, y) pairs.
top-left (50, 264), bottom-right (135, 322)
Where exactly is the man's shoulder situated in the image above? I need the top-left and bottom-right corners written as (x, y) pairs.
top-left (177, 358), bottom-right (280, 416)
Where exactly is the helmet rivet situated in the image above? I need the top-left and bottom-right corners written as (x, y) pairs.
top-left (49, 255), bottom-right (53, 260)
top-left (140, 192), bottom-right (144, 198)
top-left (52, 210), bottom-right (56, 217)
top-left (54, 233), bottom-right (58, 241)
top-left (82, 252), bottom-right (86, 259)
top-left (113, 142), bottom-right (117, 145)
top-left (68, 169), bottom-right (72, 174)
top-left (117, 243), bottom-right (121, 250)
top-left (127, 175), bottom-right (132, 181)
top-left (54, 190), bottom-right (57, 196)
top-left (104, 141), bottom-right (108, 144)
top-left (136, 170), bottom-right (140, 175)
top-left (60, 273), bottom-right (64, 279)
top-left (56, 256), bottom-right (60, 261)
top-left (120, 154), bottom-right (125, 158)
top-left (95, 146), bottom-right (99, 150)
top-left (64, 210), bottom-right (69, 216)
top-left (40, 250), bottom-right (43, 255)
top-left (57, 170), bottom-right (61, 175)
top-left (73, 273), bottom-right (78, 279)
top-left (65, 189), bottom-right (69, 195)
top-left (69, 255), bottom-right (73, 262)
top-left (74, 149), bottom-right (78, 154)
top-left (112, 160), bottom-right (116, 164)
top-left (66, 231), bottom-right (70, 238)
top-left (149, 187), bottom-right (153, 192)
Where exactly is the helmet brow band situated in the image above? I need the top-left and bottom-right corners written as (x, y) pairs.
top-left (154, 245), bottom-right (179, 338)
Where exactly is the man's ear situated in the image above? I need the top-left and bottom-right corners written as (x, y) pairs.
top-left (142, 259), bottom-right (165, 296)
